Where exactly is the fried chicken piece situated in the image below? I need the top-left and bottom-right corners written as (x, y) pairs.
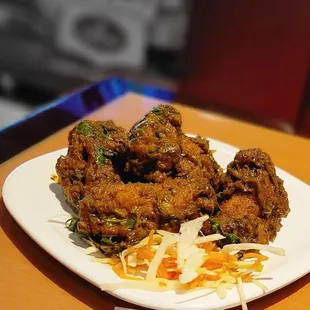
top-left (78, 174), bottom-right (218, 256)
top-left (57, 107), bottom-right (220, 255)
top-left (56, 120), bottom-right (128, 213)
top-left (176, 135), bottom-right (222, 188)
top-left (57, 106), bottom-right (289, 256)
top-left (209, 148), bottom-right (290, 244)
top-left (125, 105), bottom-right (183, 183)
top-left (126, 105), bottom-right (222, 186)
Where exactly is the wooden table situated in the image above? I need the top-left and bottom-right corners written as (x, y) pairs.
top-left (1, 93), bottom-right (310, 310)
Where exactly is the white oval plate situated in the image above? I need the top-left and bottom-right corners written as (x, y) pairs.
top-left (3, 138), bottom-right (310, 310)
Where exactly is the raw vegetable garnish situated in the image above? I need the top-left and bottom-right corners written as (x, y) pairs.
top-left (65, 217), bottom-right (79, 232)
top-left (50, 174), bottom-right (59, 183)
top-left (84, 215), bottom-right (284, 309)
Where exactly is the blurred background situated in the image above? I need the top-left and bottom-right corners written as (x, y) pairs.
top-left (1, 0), bottom-right (310, 138)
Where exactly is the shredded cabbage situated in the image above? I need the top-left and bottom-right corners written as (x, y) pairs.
top-left (222, 243), bottom-right (285, 256)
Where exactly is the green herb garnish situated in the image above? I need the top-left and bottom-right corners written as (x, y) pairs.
top-left (152, 107), bottom-right (162, 113)
top-left (209, 218), bottom-right (240, 244)
top-left (65, 217), bottom-right (79, 232)
top-left (102, 124), bottom-right (116, 134)
top-left (77, 121), bottom-right (93, 136)
top-left (211, 222), bottom-right (220, 233)
top-left (127, 217), bottom-right (136, 229)
top-left (101, 236), bottom-right (116, 245)
top-left (102, 124), bottom-right (109, 134)
top-left (104, 217), bottom-right (124, 224)
top-left (209, 218), bottom-right (220, 233)
top-left (222, 232), bottom-right (240, 244)
top-left (114, 208), bottom-right (127, 218)
top-left (96, 148), bottom-right (106, 165)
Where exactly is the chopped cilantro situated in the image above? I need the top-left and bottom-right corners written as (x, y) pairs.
top-left (99, 131), bottom-right (113, 140)
top-left (65, 217), bottom-right (79, 232)
top-left (114, 208), bottom-right (127, 218)
top-left (96, 148), bottom-right (106, 164)
top-left (210, 218), bottom-right (240, 244)
top-left (103, 216), bottom-right (134, 227)
top-left (152, 107), bottom-right (162, 113)
top-left (211, 222), bottom-right (220, 234)
top-left (104, 217), bottom-right (124, 223)
top-left (127, 217), bottom-right (136, 229)
top-left (222, 232), bottom-right (240, 244)
top-left (77, 121), bottom-right (93, 136)
top-left (101, 236), bottom-right (116, 245)
top-left (102, 124), bottom-right (116, 133)
top-left (102, 125), bottom-right (109, 134)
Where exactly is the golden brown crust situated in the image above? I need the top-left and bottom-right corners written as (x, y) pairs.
top-left (56, 106), bottom-right (289, 254)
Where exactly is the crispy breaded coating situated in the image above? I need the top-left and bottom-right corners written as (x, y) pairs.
top-left (209, 148), bottom-right (290, 244)
top-left (78, 173), bottom-right (218, 255)
top-left (176, 135), bottom-right (222, 188)
top-left (125, 105), bottom-right (183, 183)
top-left (56, 107), bottom-right (289, 255)
top-left (56, 120), bottom-right (127, 213)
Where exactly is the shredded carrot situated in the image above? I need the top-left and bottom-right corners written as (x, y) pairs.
top-left (188, 274), bottom-right (205, 289)
top-left (136, 248), bottom-right (154, 260)
top-left (147, 230), bottom-right (155, 249)
top-left (202, 261), bottom-right (223, 270)
top-left (112, 265), bottom-right (141, 280)
top-left (243, 252), bottom-right (269, 261)
top-left (208, 252), bottom-right (229, 261)
top-left (162, 257), bottom-right (179, 270)
top-left (204, 274), bottom-right (220, 282)
top-left (241, 273), bottom-right (253, 282)
top-left (167, 271), bottom-right (181, 280)
top-left (157, 262), bottom-right (169, 279)
top-left (200, 242), bottom-right (216, 252)
top-left (228, 254), bottom-right (239, 261)
top-left (92, 227), bottom-right (275, 308)
top-left (252, 259), bottom-right (263, 269)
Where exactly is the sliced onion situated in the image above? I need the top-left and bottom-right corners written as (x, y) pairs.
top-left (252, 279), bottom-right (268, 292)
top-left (177, 215), bottom-right (209, 268)
top-left (179, 251), bottom-right (204, 284)
top-left (146, 235), bottom-right (180, 280)
top-left (220, 273), bottom-right (236, 284)
top-left (236, 277), bottom-right (248, 310)
top-left (195, 234), bottom-right (226, 244)
top-left (85, 246), bottom-right (99, 255)
top-left (127, 252), bottom-right (137, 267)
top-left (156, 230), bottom-right (178, 237)
top-left (222, 243), bottom-right (285, 256)
top-left (216, 285), bottom-right (227, 300)
top-left (120, 235), bottom-right (154, 274)
top-left (179, 215), bottom-right (209, 234)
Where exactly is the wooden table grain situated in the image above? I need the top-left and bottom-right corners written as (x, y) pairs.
top-left (1, 93), bottom-right (310, 310)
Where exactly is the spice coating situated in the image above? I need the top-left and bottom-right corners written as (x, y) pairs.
top-left (56, 105), bottom-right (289, 255)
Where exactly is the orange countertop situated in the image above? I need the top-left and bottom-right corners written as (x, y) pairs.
top-left (1, 93), bottom-right (310, 310)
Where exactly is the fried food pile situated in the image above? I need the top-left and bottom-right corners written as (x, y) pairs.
top-left (56, 105), bottom-right (290, 255)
